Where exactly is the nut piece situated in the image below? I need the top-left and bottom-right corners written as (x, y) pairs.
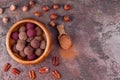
top-left (10, 4), bottom-right (16, 11)
top-left (42, 5), bottom-right (49, 12)
top-left (11, 68), bottom-right (20, 75)
top-left (22, 5), bottom-right (29, 12)
top-left (64, 4), bottom-right (71, 11)
top-left (49, 21), bottom-right (56, 27)
top-left (39, 67), bottom-right (49, 74)
top-left (30, 39), bottom-right (40, 48)
top-left (52, 56), bottom-right (59, 66)
top-left (35, 48), bottom-right (43, 56)
top-left (29, 1), bottom-right (35, 6)
top-left (50, 14), bottom-right (57, 20)
top-left (53, 4), bottom-right (59, 10)
top-left (0, 8), bottom-right (4, 14)
top-left (35, 27), bottom-right (43, 36)
top-left (2, 17), bottom-right (9, 23)
top-left (34, 11), bottom-right (41, 17)
top-left (3, 63), bottom-right (11, 72)
top-left (64, 15), bottom-right (70, 22)
top-left (19, 32), bottom-right (27, 40)
top-left (29, 70), bottom-right (36, 79)
top-left (52, 70), bottom-right (61, 79)
top-left (19, 26), bottom-right (26, 32)
top-left (16, 40), bottom-right (26, 51)
top-left (24, 46), bottom-right (33, 56)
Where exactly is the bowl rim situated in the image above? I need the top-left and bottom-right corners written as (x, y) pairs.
top-left (6, 18), bottom-right (52, 65)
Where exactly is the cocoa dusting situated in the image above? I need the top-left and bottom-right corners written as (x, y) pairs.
top-left (59, 45), bottom-right (77, 61)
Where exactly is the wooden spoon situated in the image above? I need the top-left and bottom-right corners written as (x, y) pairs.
top-left (57, 24), bottom-right (72, 49)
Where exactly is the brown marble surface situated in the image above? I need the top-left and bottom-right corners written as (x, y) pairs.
top-left (0, 0), bottom-right (120, 80)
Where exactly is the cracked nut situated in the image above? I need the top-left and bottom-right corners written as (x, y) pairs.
top-left (2, 17), bottom-right (9, 23)
top-left (10, 4), bottom-right (16, 11)
top-left (64, 4), bottom-right (71, 11)
top-left (50, 14), bottom-right (57, 20)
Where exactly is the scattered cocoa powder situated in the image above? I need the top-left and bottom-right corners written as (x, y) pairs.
top-left (59, 45), bottom-right (77, 61)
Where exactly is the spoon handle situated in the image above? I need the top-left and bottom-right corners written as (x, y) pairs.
top-left (57, 24), bottom-right (66, 36)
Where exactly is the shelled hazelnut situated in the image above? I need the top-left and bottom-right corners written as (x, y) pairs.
top-left (0, 8), bottom-right (4, 14)
top-left (53, 4), bottom-right (59, 10)
top-left (42, 5), bottom-right (49, 12)
top-left (64, 15), bottom-right (70, 22)
top-left (50, 14), bottom-right (57, 20)
top-left (34, 11), bottom-right (41, 17)
top-left (29, 1), bottom-right (35, 6)
top-left (10, 4), bottom-right (16, 11)
top-left (64, 4), bottom-right (71, 11)
top-left (22, 5), bottom-right (29, 12)
top-left (49, 21), bottom-right (56, 27)
top-left (2, 17), bottom-right (9, 23)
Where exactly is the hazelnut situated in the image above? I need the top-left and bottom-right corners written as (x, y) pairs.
top-left (2, 17), bottom-right (9, 23)
top-left (19, 26), bottom-right (26, 32)
top-left (64, 15), bottom-right (70, 22)
top-left (40, 40), bottom-right (46, 49)
top-left (34, 11), bottom-right (41, 17)
top-left (27, 53), bottom-right (37, 60)
top-left (42, 5), bottom-right (49, 12)
top-left (29, 1), bottom-right (35, 6)
top-left (16, 40), bottom-right (26, 51)
top-left (24, 46), bottom-right (34, 56)
top-left (19, 32), bottom-right (27, 40)
top-left (26, 37), bottom-right (33, 42)
top-left (27, 29), bottom-right (36, 37)
top-left (30, 39), bottom-right (40, 48)
top-left (64, 4), bottom-right (71, 11)
top-left (50, 14), bottom-right (57, 20)
top-left (11, 44), bottom-right (18, 53)
top-left (22, 5), bottom-right (29, 12)
top-left (19, 51), bottom-right (26, 58)
top-left (53, 4), bottom-right (59, 10)
top-left (11, 31), bottom-right (19, 40)
top-left (10, 4), bottom-right (16, 11)
top-left (0, 8), bottom-right (4, 14)
top-left (26, 22), bottom-right (35, 30)
top-left (35, 48), bottom-right (43, 56)
top-left (34, 36), bottom-right (43, 41)
top-left (35, 27), bottom-right (43, 36)
top-left (49, 21), bottom-right (56, 27)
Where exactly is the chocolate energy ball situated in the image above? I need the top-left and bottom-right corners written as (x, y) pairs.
top-left (34, 36), bottom-right (43, 41)
top-left (16, 40), bottom-right (26, 51)
top-left (24, 46), bottom-right (34, 56)
top-left (19, 51), bottom-right (26, 58)
top-left (26, 37), bottom-right (33, 42)
top-left (35, 27), bottom-right (43, 36)
top-left (40, 40), bottom-right (46, 49)
top-left (11, 31), bottom-right (19, 40)
top-left (27, 29), bottom-right (36, 37)
top-left (11, 44), bottom-right (18, 53)
top-left (26, 22), bottom-right (35, 30)
top-left (35, 48), bottom-right (43, 56)
top-left (19, 32), bottom-right (27, 40)
top-left (30, 39), bottom-right (40, 48)
top-left (27, 53), bottom-right (37, 60)
top-left (19, 26), bottom-right (26, 32)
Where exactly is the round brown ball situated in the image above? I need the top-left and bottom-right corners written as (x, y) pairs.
top-left (19, 26), bottom-right (26, 32)
top-left (35, 27), bottom-right (43, 36)
top-left (30, 39), bottom-right (40, 48)
top-left (19, 32), bottom-right (27, 40)
top-left (24, 46), bottom-right (34, 56)
top-left (40, 40), bottom-right (46, 49)
top-left (16, 40), bottom-right (26, 51)
top-left (34, 36), bottom-right (43, 41)
top-left (35, 48), bottom-right (43, 56)
top-left (11, 44), bottom-right (18, 53)
top-left (19, 51), bottom-right (26, 58)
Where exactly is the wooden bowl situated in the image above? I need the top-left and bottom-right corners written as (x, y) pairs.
top-left (6, 18), bottom-right (52, 65)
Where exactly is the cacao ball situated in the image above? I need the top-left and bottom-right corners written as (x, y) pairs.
top-left (11, 31), bottom-right (19, 40)
top-left (35, 27), bottom-right (43, 36)
top-left (27, 53), bottom-right (37, 60)
top-left (24, 46), bottom-right (34, 56)
top-left (35, 48), bottom-right (43, 56)
top-left (16, 40), bottom-right (26, 51)
top-left (40, 40), bottom-right (46, 49)
top-left (26, 22), bottom-right (35, 30)
top-left (30, 39), bottom-right (40, 48)
top-left (19, 26), bottom-right (26, 32)
top-left (19, 32), bottom-right (27, 40)
top-left (27, 29), bottom-right (36, 37)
